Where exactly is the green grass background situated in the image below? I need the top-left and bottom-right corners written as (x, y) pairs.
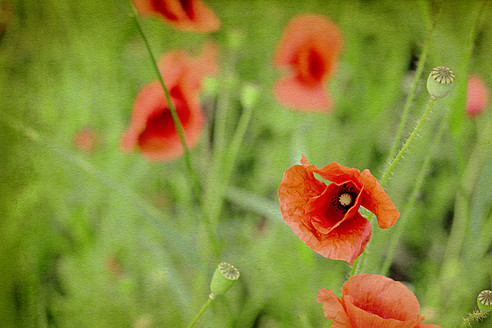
top-left (1, 0), bottom-right (492, 327)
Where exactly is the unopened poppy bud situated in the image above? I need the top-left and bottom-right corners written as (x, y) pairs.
top-left (477, 290), bottom-right (492, 313)
top-left (210, 262), bottom-right (240, 297)
top-left (240, 83), bottom-right (260, 109)
top-left (427, 65), bottom-right (455, 99)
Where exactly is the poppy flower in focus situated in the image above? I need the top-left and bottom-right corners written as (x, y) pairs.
top-left (278, 156), bottom-right (399, 264)
top-left (133, 0), bottom-right (220, 33)
top-left (466, 74), bottom-right (489, 117)
top-left (317, 274), bottom-right (441, 328)
top-left (74, 128), bottom-right (99, 154)
top-left (121, 43), bottom-right (217, 161)
top-left (273, 14), bottom-right (343, 112)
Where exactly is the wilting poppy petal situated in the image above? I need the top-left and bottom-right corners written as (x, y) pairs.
top-left (279, 156), bottom-right (399, 264)
top-left (318, 275), bottom-right (441, 327)
top-left (133, 0), bottom-right (220, 33)
top-left (273, 14), bottom-right (343, 111)
top-left (466, 74), bottom-right (489, 117)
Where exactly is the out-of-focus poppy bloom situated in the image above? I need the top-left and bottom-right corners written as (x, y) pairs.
top-left (121, 43), bottom-right (217, 161)
top-left (273, 14), bottom-right (343, 112)
top-left (133, 0), bottom-right (220, 33)
top-left (466, 74), bottom-right (489, 117)
top-left (317, 274), bottom-right (441, 328)
top-left (74, 128), bottom-right (99, 153)
top-left (278, 156), bottom-right (399, 264)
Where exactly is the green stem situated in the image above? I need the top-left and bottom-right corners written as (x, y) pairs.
top-left (349, 257), bottom-right (359, 276)
top-left (187, 297), bottom-right (214, 328)
top-left (385, 6), bottom-right (438, 165)
top-left (459, 310), bottom-right (488, 328)
top-left (380, 97), bottom-right (436, 188)
top-left (203, 51), bottom-right (238, 232)
top-left (127, 2), bottom-right (220, 259)
top-left (352, 98), bottom-right (436, 276)
top-left (127, 1), bottom-right (202, 201)
top-left (380, 111), bottom-right (448, 276)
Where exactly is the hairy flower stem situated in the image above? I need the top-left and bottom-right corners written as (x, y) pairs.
top-left (459, 310), bottom-right (488, 328)
top-left (380, 97), bottom-right (436, 188)
top-left (186, 297), bottom-right (214, 328)
top-left (380, 111), bottom-right (448, 276)
top-left (350, 98), bottom-right (436, 276)
top-left (385, 1), bottom-right (441, 165)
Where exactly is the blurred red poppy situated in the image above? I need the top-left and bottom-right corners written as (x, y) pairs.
top-left (74, 128), bottom-right (99, 154)
top-left (133, 0), bottom-right (220, 33)
top-left (121, 43), bottom-right (217, 161)
top-left (273, 14), bottom-right (343, 111)
top-left (466, 74), bottom-right (489, 117)
top-left (318, 274), bottom-right (441, 328)
top-left (278, 156), bottom-right (399, 264)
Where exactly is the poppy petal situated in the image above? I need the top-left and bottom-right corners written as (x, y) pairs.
top-left (314, 212), bottom-right (372, 264)
top-left (273, 14), bottom-right (343, 112)
top-left (279, 164), bottom-right (328, 235)
top-left (121, 81), bottom-right (204, 161)
top-left (308, 181), bottom-right (362, 234)
top-left (133, 0), bottom-right (220, 33)
top-left (317, 289), bottom-right (353, 328)
top-left (273, 75), bottom-right (333, 111)
top-left (466, 74), bottom-right (489, 117)
top-left (300, 156), bottom-right (363, 188)
top-left (343, 298), bottom-right (419, 328)
top-left (343, 275), bottom-right (422, 323)
top-left (360, 169), bottom-right (400, 229)
top-left (274, 14), bottom-right (343, 73)
top-left (319, 275), bottom-right (440, 327)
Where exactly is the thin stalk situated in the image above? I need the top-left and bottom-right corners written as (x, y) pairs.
top-left (187, 297), bottom-right (214, 328)
top-left (127, 2), bottom-right (220, 259)
top-left (223, 105), bottom-right (254, 188)
top-left (351, 98), bottom-right (436, 276)
top-left (385, 4), bottom-right (439, 164)
top-left (380, 111), bottom-right (448, 276)
top-left (459, 310), bottom-right (488, 328)
top-left (380, 98), bottom-right (436, 188)
top-left (349, 257), bottom-right (359, 276)
top-left (203, 53), bottom-right (238, 231)
top-left (127, 2), bottom-right (202, 201)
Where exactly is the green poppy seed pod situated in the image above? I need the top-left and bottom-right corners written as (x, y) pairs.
top-left (210, 262), bottom-right (240, 297)
top-left (477, 290), bottom-right (492, 312)
top-left (427, 65), bottom-right (456, 99)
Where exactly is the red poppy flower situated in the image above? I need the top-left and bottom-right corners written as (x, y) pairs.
top-left (317, 274), bottom-right (441, 328)
top-left (74, 128), bottom-right (99, 154)
top-left (278, 156), bottom-right (399, 264)
top-left (273, 14), bottom-right (343, 112)
top-left (466, 74), bottom-right (489, 117)
top-left (121, 43), bottom-right (217, 161)
top-left (133, 0), bottom-right (220, 33)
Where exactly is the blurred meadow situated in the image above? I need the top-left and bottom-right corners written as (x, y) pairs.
top-left (1, 0), bottom-right (492, 327)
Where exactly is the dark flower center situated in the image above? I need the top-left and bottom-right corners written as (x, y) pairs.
top-left (331, 184), bottom-right (357, 212)
top-left (151, 0), bottom-right (195, 21)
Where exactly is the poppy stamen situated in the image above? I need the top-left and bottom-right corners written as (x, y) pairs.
top-left (339, 193), bottom-right (352, 207)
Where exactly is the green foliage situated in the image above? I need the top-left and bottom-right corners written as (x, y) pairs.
top-left (1, 0), bottom-right (492, 327)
